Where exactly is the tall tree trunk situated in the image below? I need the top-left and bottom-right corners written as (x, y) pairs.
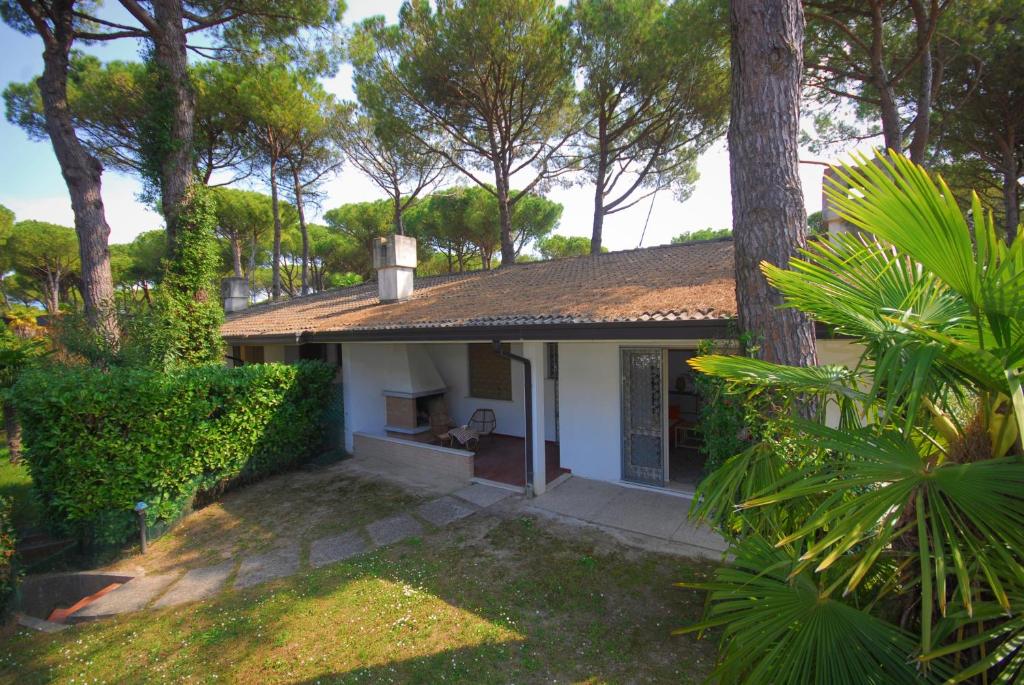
top-left (591, 185), bottom-right (605, 255)
top-left (270, 157), bottom-right (283, 301)
top-left (878, 81), bottom-right (903, 155)
top-left (728, 0), bottom-right (817, 367)
top-left (907, 47), bottom-right (933, 163)
top-left (45, 270), bottom-right (60, 313)
top-left (392, 192), bottom-right (405, 236)
top-left (230, 236), bottom-right (243, 277)
top-left (28, 1), bottom-right (118, 342)
top-left (1004, 143), bottom-right (1020, 244)
top-left (291, 165), bottom-right (310, 296)
top-left (494, 166), bottom-right (516, 266)
top-left (247, 237), bottom-right (258, 296)
top-left (591, 114), bottom-right (608, 254)
top-left (150, 0), bottom-right (195, 248)
top-left (3, 401), bottom-right (21, 464)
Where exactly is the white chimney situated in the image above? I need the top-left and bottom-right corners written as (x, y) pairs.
top-left (373, 234), bottom-right (417, 303)
top-left (221, 277), bottom-right (249, 313)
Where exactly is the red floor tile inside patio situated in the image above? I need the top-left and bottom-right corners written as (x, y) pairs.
top-left (472, 434), bottom-right (567, 487)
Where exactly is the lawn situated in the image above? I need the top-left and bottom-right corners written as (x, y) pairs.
top-left (0, 450), bottom-right (41, 532)
top-left (0, 466), bottom-right (718, 683)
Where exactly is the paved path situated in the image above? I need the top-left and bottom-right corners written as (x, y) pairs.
top-left (70, 483), bottom-right (512, 621)
top-left (523, 476), bottom-right (727, 559)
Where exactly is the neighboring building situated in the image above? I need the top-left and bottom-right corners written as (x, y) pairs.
top-left (221, 235), bottom-right (858, 496)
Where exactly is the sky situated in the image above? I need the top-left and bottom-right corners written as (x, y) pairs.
top-left (0, 1), bottom-right (853, 251)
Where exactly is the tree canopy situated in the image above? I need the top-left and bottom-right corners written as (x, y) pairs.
top-left (536, 234), bottom-right (604, 260)
top-left (352, 0), bottom-right (578, 266)
top-left (5, 220), bottom-right (79, 314)
top-left (571, 0), bottom-right (728, 252)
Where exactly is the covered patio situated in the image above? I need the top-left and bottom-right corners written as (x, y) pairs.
top-left (388, 431), bottom-right (568, 489)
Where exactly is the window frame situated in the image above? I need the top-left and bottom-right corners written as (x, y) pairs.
top-left (467, 343), bottom-right (513, 401)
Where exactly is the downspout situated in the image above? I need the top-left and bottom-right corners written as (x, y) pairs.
top-left (492, 340), bottom-right (534, 497)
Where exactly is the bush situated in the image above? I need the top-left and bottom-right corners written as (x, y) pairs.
top-left (0, 497), bottom-right (15, 615)
top-left (692, 340), bottom-right (748, 475)
top-left (11, 361), bottom-right (334, 549)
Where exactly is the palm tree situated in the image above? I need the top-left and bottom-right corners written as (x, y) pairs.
top-left (681, 152), bottom-right (1024, 683)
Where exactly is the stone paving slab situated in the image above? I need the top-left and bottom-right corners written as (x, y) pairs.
top-left (527, 476), bottom-right (727, 555)
top-left (415, 496), bottom-right (477, 527)
top-left (366, 513), bottom-right (424, 547)
top-left (18, 614), bottom-right (70, 632)
top-left (72, 573), bottom-right (180, 620)
top-left (452, 483), bottom-right (514, 508)
top-left (588, 487), bottom-right (690, 540)
top-left (234, 545), bottom-right (300, 589)
top-left (153, 562), bottom-right (234, 608)
top-left (309, 531), bottom-right (368, 568)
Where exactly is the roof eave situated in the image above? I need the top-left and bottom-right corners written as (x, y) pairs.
top-left (222, 320), bottom-right (848, 347)
top-left (224, 318), bottom-right (736, 346)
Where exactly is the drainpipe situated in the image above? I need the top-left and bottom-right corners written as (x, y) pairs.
top-left (492, 340), bottom-right (534, 497)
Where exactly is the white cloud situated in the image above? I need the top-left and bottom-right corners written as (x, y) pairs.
top-left (3, 172), bottom-right (163, 245)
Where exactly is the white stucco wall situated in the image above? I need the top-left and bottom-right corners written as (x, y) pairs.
top-left (263, 344), bottom-right (286, 363)
top-left (342, 342), bottom-right (405, 451)
top-left (338, 337), bottom-right (865, 481)
top-left (556, 338), bottom-right (865, 485)
top-left (557, 341), bottom-right (625, 481)
top-left (341, 341), bottom-right (553, 452)
top-left (816, 339), bottom-right (866, 427)
top-left (426, 343), bottom-right (527, 438)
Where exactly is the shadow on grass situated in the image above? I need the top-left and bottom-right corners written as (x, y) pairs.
top-left (0, 457), bottom-right (42, 532)
top-left (3, 511), bottom-right (718, 684)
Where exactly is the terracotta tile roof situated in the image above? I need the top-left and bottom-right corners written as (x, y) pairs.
top-left (221, 238), bottom-right (737, 340)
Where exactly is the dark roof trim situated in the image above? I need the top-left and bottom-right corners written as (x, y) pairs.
top-left (223, 320), bottom-right (846, 346)
top-left (224, 319), bottom-right (737, 346)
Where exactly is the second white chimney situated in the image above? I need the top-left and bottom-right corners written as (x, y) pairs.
top-left (373, 234), bottom-right (417, 303)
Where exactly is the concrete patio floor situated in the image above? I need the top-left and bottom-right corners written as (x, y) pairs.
top-left (522, 476), bottom-right (727, 559)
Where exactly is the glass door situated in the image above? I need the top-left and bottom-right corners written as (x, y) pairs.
top-left (621, 348), bottom-right (665, 485)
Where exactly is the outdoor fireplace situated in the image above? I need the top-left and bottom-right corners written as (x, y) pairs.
top-left (381, 344), bottom-right (448, 434)
top-left (384, 391), bottom-right (446, 434)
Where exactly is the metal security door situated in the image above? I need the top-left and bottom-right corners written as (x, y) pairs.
top-left (621, 348), bottom-right (664, 485)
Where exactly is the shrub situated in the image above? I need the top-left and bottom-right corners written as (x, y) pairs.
top-left (692, 339), bottom-right (748, 475)
top-left (11, 361), bottom-right (334, 549)
top-left (0, 497), bottom-right (15, 615)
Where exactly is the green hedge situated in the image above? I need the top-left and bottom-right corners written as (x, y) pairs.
top-left (11, 361), bottom-right (335, 548)
top-left (0, 497), bottom-right (15, 615)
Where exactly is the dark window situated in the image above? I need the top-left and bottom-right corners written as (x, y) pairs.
top-left (299, 343), bottom-right (327, 361)
top-left (468, 343), bottom-right (512, 401)
top-left (240, 345), bottom-right (265, 364)
top-left (546, 342), bottom-right (558, 380)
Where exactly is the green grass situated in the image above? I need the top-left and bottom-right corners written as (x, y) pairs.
top-left (0, 452), bottom-right (41, 532)
top-left (0, 514), bottom-right (718, 683)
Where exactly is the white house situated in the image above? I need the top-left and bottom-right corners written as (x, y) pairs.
top-left (221, 235), bottom-right (858, 497)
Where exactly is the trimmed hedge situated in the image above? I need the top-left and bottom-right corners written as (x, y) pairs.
top-left (12, 361), bottom-right (334, 548)
top-left (0, 497), bottom-right (15, 615)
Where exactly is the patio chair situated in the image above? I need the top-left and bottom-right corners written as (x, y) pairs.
top-left (448, 425), bottom-right (480, 451)
top-left (467, 408), bottom-right (496, 440)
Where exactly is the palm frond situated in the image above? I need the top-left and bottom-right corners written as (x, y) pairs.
top-left (677, 537), bottom-right (946, 684)
top-left (688, 354), bottom-right (866, 400)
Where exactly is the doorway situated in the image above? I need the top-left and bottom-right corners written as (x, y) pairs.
top-left (620, 347), bottom-right (705, 489)
top-left (665, 349), bottom-right (705, 489)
